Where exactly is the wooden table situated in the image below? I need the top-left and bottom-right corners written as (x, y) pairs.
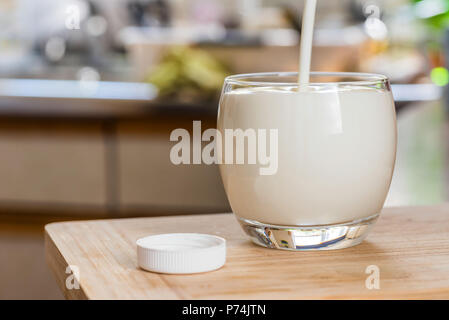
top-left (45, 205), bottom-right (449, 300)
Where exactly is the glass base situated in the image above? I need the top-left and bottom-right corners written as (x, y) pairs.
top-left (238, 214), bottom-right (379, 251)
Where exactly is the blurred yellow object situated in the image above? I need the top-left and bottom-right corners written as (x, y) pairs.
top-left (365, 39), bottom-right (389, 56)
top-left (431, 67), bottom-right (449, 86)
top-left (146, 46), bottom-right (230, 103)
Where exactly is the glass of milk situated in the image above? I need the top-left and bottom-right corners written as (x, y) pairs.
top-left (217, 72), bottom-right (397, 250)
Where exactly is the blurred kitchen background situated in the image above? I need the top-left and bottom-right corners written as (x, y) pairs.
top-left (0, 0), bottom-right (448, 299)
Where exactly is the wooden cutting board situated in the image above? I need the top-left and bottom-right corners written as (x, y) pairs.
top-left (45, 205), bottom-right (449, 299)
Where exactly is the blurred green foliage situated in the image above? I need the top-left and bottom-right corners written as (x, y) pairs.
top-left (146, 46), bottom-right (230, 103)
top-left (411, 0), bottom-right (449, 30)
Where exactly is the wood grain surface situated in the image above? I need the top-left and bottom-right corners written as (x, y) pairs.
top-left (45, 205), bottom-right (449, 299)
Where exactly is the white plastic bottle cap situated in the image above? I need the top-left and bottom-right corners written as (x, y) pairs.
top-left (137, 233), bottom-right (226, 274)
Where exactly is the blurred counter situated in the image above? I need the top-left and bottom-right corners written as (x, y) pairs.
top-left (0, 79), bottom-right (441, 118)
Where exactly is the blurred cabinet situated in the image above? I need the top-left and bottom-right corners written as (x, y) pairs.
top-left (117, 119), bottom-right (229, 214)
top-left (0, 116), bottom-right (229, 217)
top-left (0, 121), bottom-right (106, 211)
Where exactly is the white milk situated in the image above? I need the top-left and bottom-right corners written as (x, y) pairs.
top-left (298, 0), bottom-right (317, 85)
top-left (218, 86), bottom-right (397, 226)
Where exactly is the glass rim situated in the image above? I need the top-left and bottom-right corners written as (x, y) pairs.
top-left (224, 72), bottom-right (389, 87)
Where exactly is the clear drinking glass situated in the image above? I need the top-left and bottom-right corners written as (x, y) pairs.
top-left (217, 72), bottom-right (397, 250)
